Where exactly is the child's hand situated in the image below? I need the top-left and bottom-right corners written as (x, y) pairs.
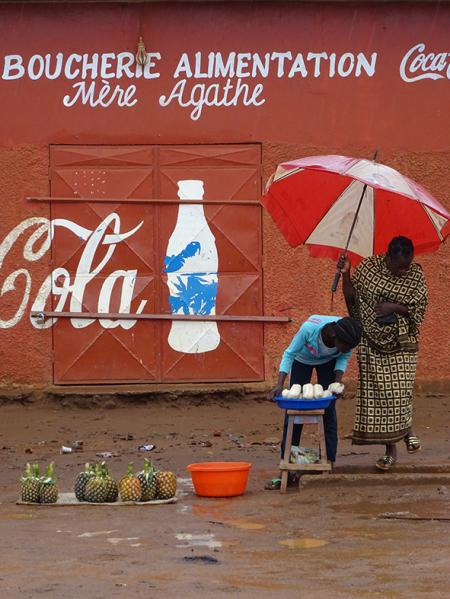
top-left (267, 386), bottom-right (282, 401)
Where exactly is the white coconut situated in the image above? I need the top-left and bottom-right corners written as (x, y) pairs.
top-left (302, 383), bottom-right (314, 400)
top-left (313, 384), bottom-right (324, 399)
top-left (290, 384), bottom-right (301, 398)
top-left (328, 382), bottom-right (345, 395)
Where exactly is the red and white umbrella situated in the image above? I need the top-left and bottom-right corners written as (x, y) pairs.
top-left (262, 155), bottom-right (449, 267)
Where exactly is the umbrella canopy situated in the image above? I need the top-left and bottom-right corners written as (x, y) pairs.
top-left (262, 155), bottom-right (449, 264)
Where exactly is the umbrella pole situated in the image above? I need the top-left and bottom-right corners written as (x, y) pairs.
top-left (331, 149), bottom-right (378, 294)
top-left (330, 182), bottom-right (368, 293)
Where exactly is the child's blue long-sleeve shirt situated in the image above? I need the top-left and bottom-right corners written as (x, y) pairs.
top-left (279, 315), bottom-right (352, 374)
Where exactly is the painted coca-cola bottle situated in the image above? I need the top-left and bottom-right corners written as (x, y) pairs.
top-left (164, 180), bottom-right (220, 353)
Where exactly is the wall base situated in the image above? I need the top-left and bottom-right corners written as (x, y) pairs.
top-left (0, 379), bottom-right (448, 407)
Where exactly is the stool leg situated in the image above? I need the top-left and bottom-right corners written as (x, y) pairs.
top-left (280, 415), bottom-right (294, 493)
top-left (318, 416), bottom-right (328, 465)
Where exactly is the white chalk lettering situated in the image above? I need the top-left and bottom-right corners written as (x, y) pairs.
top-left (338, 52), bottom-right (355, 77)
top-left (252, 53), bottom-right (271, 78)
top-left (236, 53), bottom-right (252, 78)
top-left (0, 217), bottom-right (50, 329)
top-left (63, 79), bottom-right (138, 108)
top-left (64, 54), bottom-right (82, 79)
top-left (329, 53), bottom-right (337, 78)
top-left (28, 54), bottom-right (46, 80)
top-left (174, 53), bottom-right (192, 78)
top-left (400, 43), bottom-right (450, 82)
top-left (142, 53), bottom-right (161, 79)
top-left (2, 52), bottom-right (161, 81)
top-left (213, 52), bottom-right (236, 78)
top-left (159, 78), bottom-right (265, 120)
top-left (0, 269), bottom-right (32, 329)
top-left (355, 52), bottom-right (377, 77)
top-left (307, 52), bottom-right (328, 77)
top-left (44, 52), bottom-right (64, 80)
top-left (271, 52), bottom-right (293, 77)
top-left (115, 52), bottom-right (134, 79)
top-left (81, 53), bottom-right (99, 79)
top-left (0, 47), bottom-right (388, 116)
top-left (194, 51), bottom-right (212, 78)
top-left (0, 214), bottom-right (147, 330)
top-left (2, 54), bottom-right (25, 80)
top-left (100, 53), bottom-right (116, 79)
top-left (288, 54), bottom-right (307, 78)
top-left (98, 270), bottom-right (147, 329)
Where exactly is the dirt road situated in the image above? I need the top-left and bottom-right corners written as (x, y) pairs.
top-left (1, 394), bottom-right (449, 598)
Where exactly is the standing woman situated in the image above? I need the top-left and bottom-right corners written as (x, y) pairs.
top-left (338, 237), bottom-right (428, 470)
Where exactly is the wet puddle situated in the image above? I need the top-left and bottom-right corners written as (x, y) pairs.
top-left (177, 504), bottom-right (191, 514)
top-left (225, 518), bottom-right (265, 531)
top-left (192, 502), bottom-right (234, 518)
top-left (190, 502), bottom-right (265, 531)
top-left (177, 478), bottom-right (194, 498)
top-left (140, 574), bottom-right (176, 582)
top-left (332, 498), bottom-right (450, 519)
top-left (108, 537), bottom-right (141, 547)
top-left (175, 532), bottom-right (221, 549)
top-left (177, 478), bottom-right (194, 488)
top-left (278, 537), bottom-right (328, 549)
top-left (78, 530), bottom-right (119, 538)
top-left (222, 576), bottom-right (290, 590)
top-left (0, 511), bottom-right (36, 520)
top-left (340, 527), bottom-right (391, 540)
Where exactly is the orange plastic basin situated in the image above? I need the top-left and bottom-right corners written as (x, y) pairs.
top-left (187, 462), bottom-right (252, 497)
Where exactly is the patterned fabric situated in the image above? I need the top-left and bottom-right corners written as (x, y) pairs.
top-left (350, 255), bottom-right (428, 445)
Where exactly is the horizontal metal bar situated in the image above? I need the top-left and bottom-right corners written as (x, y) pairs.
top-left (26, 196), bottom-right (260, 206)
top-left (3, 1), bottom-right (445, 4)
top-left (279, 463), bottom-right (332, 472)
top-left (31, 311), bottom-right (290, 323)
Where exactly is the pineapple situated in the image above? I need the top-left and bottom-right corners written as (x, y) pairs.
top-left (39, 463), bottom-right (58, 504)
top-left (20, 463), bottom-right (40, 503)
top-left (84, 464), bottom-right (108, 503)
top-left (100, 462), bottom-right (118, 503)
top-left (137, 459), bottom-right (157, 502)
top-left (119, 463), bottom-right (141, 502)
top-left (74, 463), bottom-right (95, 502)
top-left (155, 469), bottom-right (177, 500)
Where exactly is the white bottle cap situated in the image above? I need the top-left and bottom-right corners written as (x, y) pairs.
top-left (177, 180), bottom-right (204, 201)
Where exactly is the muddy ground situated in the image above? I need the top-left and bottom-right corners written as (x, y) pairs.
top-left (0, 393), bottom-right (450, 598)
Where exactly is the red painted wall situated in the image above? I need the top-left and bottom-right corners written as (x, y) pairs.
top-left (0, 2), bottom-right (448, 388)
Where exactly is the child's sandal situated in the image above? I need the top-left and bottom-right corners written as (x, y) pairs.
top-left (264, 477), bottom-right (281, 490)
top-left (375, 455), bottom-right (396, 471)
top-left (264, 473), bottom-right (299, 490)
top-left (405, 434), bottom-right (421, 454)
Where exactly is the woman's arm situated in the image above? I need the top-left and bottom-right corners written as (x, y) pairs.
top-left (374, 302), bottom-right (409, 317)
top-left (337, 255), bottom-right (356, 314)
top-left (376, 267), bottom-right (428, 323)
